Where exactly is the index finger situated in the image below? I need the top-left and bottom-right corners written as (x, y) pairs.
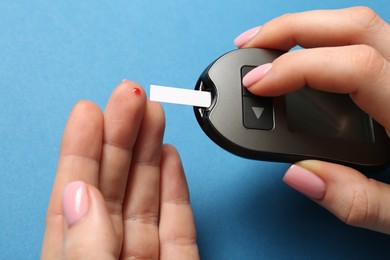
top-left (244, 45), bottom-right (390, 131)
top-left (244, 7), bottom-right (390, 59)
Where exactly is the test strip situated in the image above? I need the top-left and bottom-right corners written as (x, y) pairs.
top-left (150, 85), bottom-right (212, 108)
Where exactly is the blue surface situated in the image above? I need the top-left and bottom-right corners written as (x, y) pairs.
top-left (1, 1), bottom-right (390, 259)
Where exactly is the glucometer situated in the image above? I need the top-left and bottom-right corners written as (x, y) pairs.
top-left (150, 48), bottom-right (390, 171)
top-left (193, 48), bottom-right (390, 172)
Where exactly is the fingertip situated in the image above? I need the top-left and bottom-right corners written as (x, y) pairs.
top-left (161, 144), bottom-right (184, 173)
top-left (106, 80), bottom-right (147, 114)
top-left (63, 181), bottom-right (116, 233)
top-left (63, 181), bottom-right (89, 227)
top-left (116, 79), bottom-right (146, 99)
top-left (283, 163), bottom-right (326, 200)
top-left (120, 79), bottom-right (142, 88)
top-left (234, 26), bottom-right (261, 48)
top-left (242, 63), bottom-right (273, 88)
top-left (61, 100), bottom-right (103, 159)
top-left (161, 144), bottom-right (183, 172)
top-left (70, 100), bottom-right (103, 120)
top-left (287, 160), bottom-right (390, 233)
top-left (160, 144), bottom-right (189, 200)
top-left (62, 182), bottom-right (119, 259)
top-left (103, 80), bottom-right (148, 148)
top-left (162, 144), bottom-right (179, 157)
top-left (67, 100), bottom-right (103, 133)
top-left (62, 181), bottom-right (108, 227)
top-left (147, 100), bottom-right (166, 129)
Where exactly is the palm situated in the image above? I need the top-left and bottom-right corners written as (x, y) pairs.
top-left (41, 81), bottom-right (199, 259)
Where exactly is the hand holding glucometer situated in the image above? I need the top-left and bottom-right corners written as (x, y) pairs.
top-left (150, 6), bottom-right (390, 237)
top-left (42, 7), bottom-right (390, 259)
top-left (152, 47), bottom-right (390, 171)
top-left (193, 48), bottom-right (390, 172)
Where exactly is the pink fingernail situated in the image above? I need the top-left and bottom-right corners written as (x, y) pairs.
top-left (242, 63), bottom-right (272, 88)
top-left (234, 26), bottom-right (261, 48)
top-left (283, 165), bottom-right (326, 200)
top-left (63, 181), bottom-right (89, 226)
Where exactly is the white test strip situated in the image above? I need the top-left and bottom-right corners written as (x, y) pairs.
top-left (150, 85), bottom-right (212, 108)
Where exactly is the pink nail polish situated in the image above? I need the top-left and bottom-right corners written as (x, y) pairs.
top-left (283, 165), bottom-right (326, 200)
top-left (242, 63), bottom-right (272, 88)
top-left (234, 26), bottom-right (261, 48)
top-left (63, 181), bottom-right (89, 226)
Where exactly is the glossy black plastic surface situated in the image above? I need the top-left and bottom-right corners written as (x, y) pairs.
top-left (194, 48), bottom-right (390, 172)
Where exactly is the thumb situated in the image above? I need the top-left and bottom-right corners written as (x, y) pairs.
top-left (62, 181), bottom-right (119, 259)
top-left (283, 161), bottom-right (390, 235)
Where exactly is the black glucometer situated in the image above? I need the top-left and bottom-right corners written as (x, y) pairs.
top-left (194, 48), bottom-right (390, 171)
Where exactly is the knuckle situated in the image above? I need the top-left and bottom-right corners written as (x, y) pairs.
top-left (338, 179), bottom-right (379, 228)
top-left (349, 45), bottom-right (386, 80)
top-left (276, 13), bottom-right (297, 31)
top-left (350, 6), bottom-right (384, 32)
top-left (124, 212), bottom-right (159, 226)
top-left (104, 196), bottom-right (124, 215)
top-left (272, 13), bottom-right (295, 31)
top-left (121, 253), bottom-right (156, 260)
top-left (341, 189), bottom-right (369, 227)
top-left (161, 235), bottom-right (197, 247)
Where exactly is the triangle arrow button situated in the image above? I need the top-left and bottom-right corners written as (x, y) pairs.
top-left (243, 96), bottom-right (274, 130)
top-left (252, 107), bottom-right (264, 119)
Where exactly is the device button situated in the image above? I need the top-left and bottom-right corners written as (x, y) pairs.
top-left (241, 66), bottom-right (256, 96)
top-left (243, 96), bottom-right (274, 130)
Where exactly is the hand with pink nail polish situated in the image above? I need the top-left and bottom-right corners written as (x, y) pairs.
top-left (236, 6), bottom-right (390, 235)
top-left (41, 81), bottom-right (199, 259)
top-left (234, 26), bottom-right (261, 48)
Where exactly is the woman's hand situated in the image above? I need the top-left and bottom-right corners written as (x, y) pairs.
top-left (235, 6), bottom-right (390, 234)
top-left (41, 80), bottom-right (199, 259)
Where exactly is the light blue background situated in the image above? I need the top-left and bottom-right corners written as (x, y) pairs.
top-left (1, 1), bottom-right (390, 259)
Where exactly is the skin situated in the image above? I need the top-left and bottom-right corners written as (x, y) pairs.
top-left (241, 6), bottom-right (390, 234)
top-left (243, 7), bottom-right (390, 130)
top-left (42, 6), bottom-right (390, 259)
top-left (41, 80), bottom-right (199, 259)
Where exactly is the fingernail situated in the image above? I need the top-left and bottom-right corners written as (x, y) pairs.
top-left (234, 26), bottom-right (261, 48)
top-left (242, 63), bottom-right (272, 88)
top-left (63, 181), bottom-right (89, 226)
top-left (283, 165), bottom-right (326, 200)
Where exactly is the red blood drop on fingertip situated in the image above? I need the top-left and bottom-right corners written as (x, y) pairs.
top-left (132, 87), bottom-right (141, 96)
